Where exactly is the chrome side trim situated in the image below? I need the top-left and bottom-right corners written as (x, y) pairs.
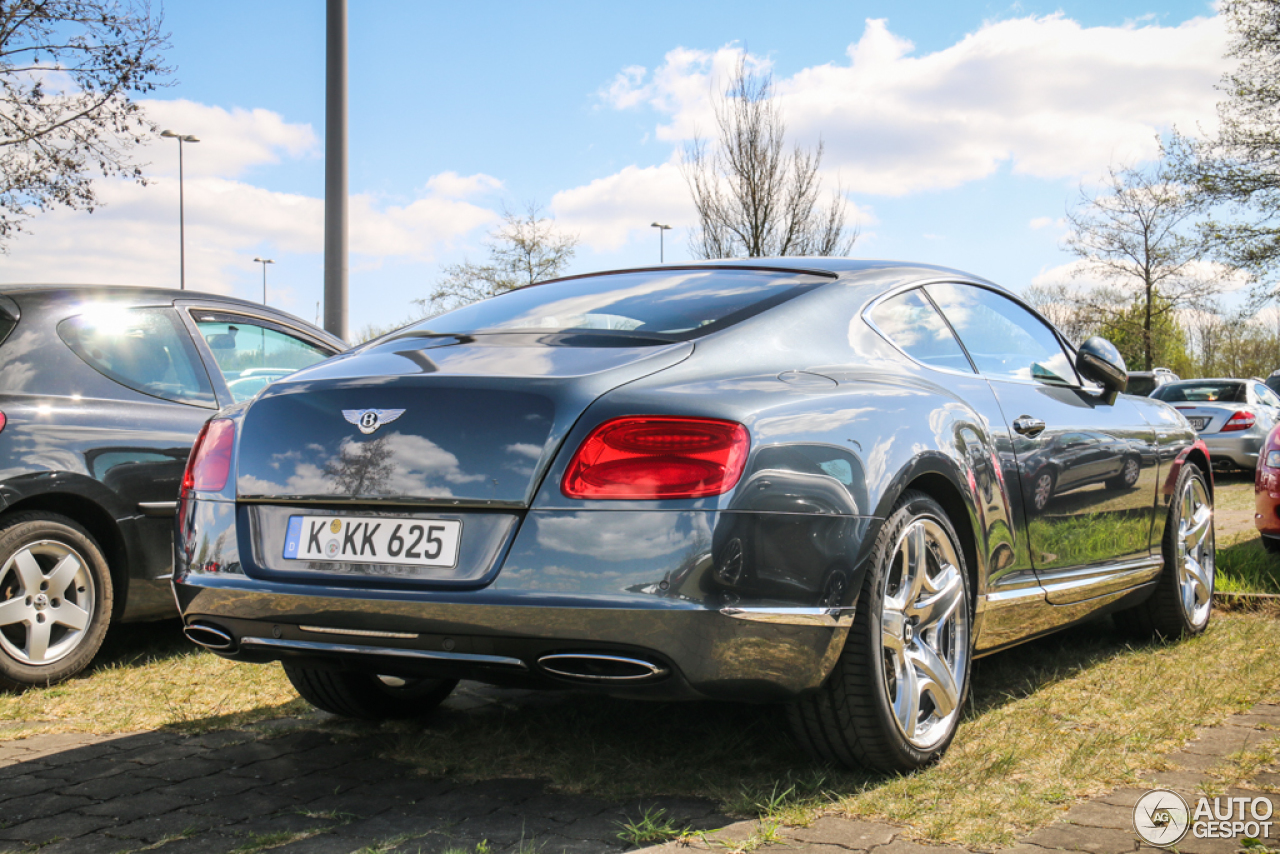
top-left (1040, 556), bottom-right (1163, 605)
top-left (138, 501), bottom-right (178, 517)
top-left (720, 606), bottom-right (855, 627)
top-left (300, 625), bottom-right (418, 640)
top-left (239, 637), bottom-right (528, 669)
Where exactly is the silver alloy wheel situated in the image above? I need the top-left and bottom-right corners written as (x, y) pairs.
top-left (0, 540), bottom-right (95, 665)
top-left (880, 518), bottom-right (969, 750)
top-left (1123, 458), bottom-right (1140, 485)
top-left (1176, 475), bottom-right (1214, 628)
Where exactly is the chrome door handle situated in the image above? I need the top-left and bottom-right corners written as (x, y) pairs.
top-left (1013, 416), bottom-right (1046, 437)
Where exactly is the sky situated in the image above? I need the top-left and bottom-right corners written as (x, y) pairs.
top-left (0, 0), bottom-right (1234, 341)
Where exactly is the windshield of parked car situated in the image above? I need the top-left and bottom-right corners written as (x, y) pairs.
top-left (1152, 381), bottom-right (1247, 403)
top-left (403, 268), bottom-right (832, 341)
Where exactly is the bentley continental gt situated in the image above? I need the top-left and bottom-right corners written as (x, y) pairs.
top-left (174, 260), bottom-right (1214, 772)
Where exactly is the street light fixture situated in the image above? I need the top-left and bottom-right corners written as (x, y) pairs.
top-left (160, 130), bottom-right (200, 290)
top-left (650, 222), bottom-right (672, 263)
top-left (253, 257), bottom-right (275, 305)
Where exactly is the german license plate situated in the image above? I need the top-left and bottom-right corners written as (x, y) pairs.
top-left (1187, 417), bottom-right (1209, 431)
top-left (283, 515), bottom-right (461, 567)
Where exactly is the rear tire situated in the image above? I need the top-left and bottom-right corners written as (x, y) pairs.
top-left (1117, 463), bottom-right (1214, 639)
top-left (1263, 535), bottom-right (1280, 556)
top-left (283, 663), bottom-right (457, 719)
top-left (0, 512), bottom-right (113, 689)
top-left (787, 491), bottom-right (971, 772)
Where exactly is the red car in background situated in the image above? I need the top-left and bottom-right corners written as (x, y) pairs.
top-left (1255, 423), bottom-right (1280, 553)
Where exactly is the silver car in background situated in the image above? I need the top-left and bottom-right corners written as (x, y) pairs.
top-left (1151, 378), bottom-right (1280, 469)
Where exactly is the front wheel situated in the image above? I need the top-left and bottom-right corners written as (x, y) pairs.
top-left (787, 491), bottom-right (971, 772)
top-left (0, 512), bottom-right (114, 689)
top-left (1117, 462), bottom-right (1214, 639)
top-left (283, 663), bottom-right (457, 720)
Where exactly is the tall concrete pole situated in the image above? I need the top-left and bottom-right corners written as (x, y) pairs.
top-left (324, 0), bottom-right (348, 341)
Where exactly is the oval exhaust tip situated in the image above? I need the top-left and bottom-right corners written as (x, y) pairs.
top-left (537, 653), bottom-right (668, 682)
top-left (184, 622), bottom-right (236, 652)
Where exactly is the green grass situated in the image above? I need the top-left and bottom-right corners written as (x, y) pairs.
top-left (369, 613), bottom-right (1280, 846)
top-left (1216, 538), bottom-right (1280, 594)
top-left (615, 807), bottom-right (688, 848)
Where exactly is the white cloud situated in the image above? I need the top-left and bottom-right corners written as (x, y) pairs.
top-left (0, 101), bottom-right (500, 297)
top-left (1029, 217), bottom-right (1055, 230)
top-left (1030, 258), bottom-right (1254, 296)
top-left (143, 99), bottom-right (318, 179)
top-left (424, 171), bottom-right (504, 199)
top-left (550, 161), bottom-right (694, 251)
top-left (603, 14), bottom-right (1229, 197)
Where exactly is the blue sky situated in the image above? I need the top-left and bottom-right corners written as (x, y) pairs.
top-left (0, 0), bottom-right (1229, 339)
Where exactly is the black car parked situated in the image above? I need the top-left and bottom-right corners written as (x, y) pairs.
top-left (0, 285), bottom-right (344, 688)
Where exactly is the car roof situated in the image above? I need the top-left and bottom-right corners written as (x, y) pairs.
top-left (0, 283), bottom-right (265, 309)
top-left (0, 283), bottom-right (345, 348)
top-left (537, 257), bottom-right (1006, 291)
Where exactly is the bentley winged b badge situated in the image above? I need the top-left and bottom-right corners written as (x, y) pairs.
top-left (342, 408), bottom-right (406, 435)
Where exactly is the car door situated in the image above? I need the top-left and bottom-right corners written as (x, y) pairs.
top-left (55, 305), bottom-right (221, 607)
top-left (923, 282), bottom-right (1161, 604)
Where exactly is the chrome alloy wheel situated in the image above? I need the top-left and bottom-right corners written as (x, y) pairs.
top-left (1123, 458), bottom-right (1140, 485)
top-left (0, 541), bottom-right (96, 665)
top-left (1176, 475), bottom-right (1214, 629)
top-left (880, 518), bottom-right (969, 750)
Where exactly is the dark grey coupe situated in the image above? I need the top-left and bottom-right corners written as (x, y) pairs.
top-left (174, 260), bottom-right (1214, 772)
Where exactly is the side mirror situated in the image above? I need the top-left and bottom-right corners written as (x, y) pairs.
top-left (1076, 337), bottom-right (1128, 405)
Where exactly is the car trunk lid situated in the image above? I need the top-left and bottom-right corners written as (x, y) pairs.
top-left (234, 334), bottom-right (694, 507)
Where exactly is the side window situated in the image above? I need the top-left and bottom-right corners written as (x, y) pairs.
top-left (58, 307), bottom-right (216, 407)
top-left (1255, 383), bottom-right (1280, 408)
top-left (924, 283), bottom-right (1078, 386)
top-left (866, 288), bottom-right (974, 373)
top-left (195, 318), bottom-right (332, 403)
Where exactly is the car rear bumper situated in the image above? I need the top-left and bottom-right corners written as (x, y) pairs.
top-left (1203, 433), bottom-right (1263, 468)
top-left (174, 497), bottom-right (875, 701)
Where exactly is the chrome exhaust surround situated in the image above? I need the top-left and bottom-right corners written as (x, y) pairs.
top-left (537, 653), bottom-right (669, 682)
top-left (183, 622), bottom-right (236, 652)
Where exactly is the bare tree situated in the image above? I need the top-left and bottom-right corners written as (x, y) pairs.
top-left (414, 203), bottom-right (578, 317)
top-left (0, 0), bottom-right (171, 248)
top-left (1022, 281), bottom-right (1098, 345)
top-left (681, 57), bottom-right (856, 259)
top-left (1062, 163), bottom-right (1227, 371)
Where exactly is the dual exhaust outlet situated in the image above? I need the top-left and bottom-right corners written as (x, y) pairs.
top-left (183, 621), bottom-right (668, 683)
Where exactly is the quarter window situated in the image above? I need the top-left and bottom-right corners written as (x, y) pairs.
top-left (924, 283), bottom-right (1078, 386)
top-left (58, 307), bottom-right (215, 407)
top-left (195, 318), bottom-right (332, 403)
top-left (867, 288), bottom-right (973, 373)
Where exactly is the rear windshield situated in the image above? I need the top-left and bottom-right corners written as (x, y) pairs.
top-left (1126, 375), bottom-right (1157, 396)
top-left (1152, 381), bottom-right (1246, 403)
top-left (402, 268), bottom-right (832, 341)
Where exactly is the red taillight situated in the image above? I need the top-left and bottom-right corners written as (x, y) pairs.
top-left (562, 416), bottom-right (750, 499)
top-left (182, 419), bottom-right (235, 493)
top-left (1223, 411), bottom-right (1256, 432)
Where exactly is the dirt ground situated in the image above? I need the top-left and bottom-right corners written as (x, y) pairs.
top-left (1213, 469), bottom-right (1258, 545)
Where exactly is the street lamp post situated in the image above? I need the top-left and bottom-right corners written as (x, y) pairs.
top-left (254, 257), bottom-right (275, 304)
top-left (160, 130), bottom-right (200, 290)
top-left (650, 222), bottom-right (672, 263)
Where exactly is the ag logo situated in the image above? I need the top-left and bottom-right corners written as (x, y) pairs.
top-left (1134, 789), bottom-right (1190, 847)
top-left (342, 408), bottom-right (406, 435)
